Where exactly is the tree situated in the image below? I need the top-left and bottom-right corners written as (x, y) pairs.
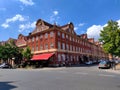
top-left (0, 45), bottom-right (6, 61)
top-left (22, 47), bottom-right (32, 61)
top-left (0, 41), bottom-right (23, 63)
top-left (0, 44), bottom-right (11, 62)
top-left (99, 20), bottom-right (120, 57)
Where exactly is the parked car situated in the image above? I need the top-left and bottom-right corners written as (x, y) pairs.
top-left (0, 63), bottom-right (12, 69)
top-left (85, 61), bottom-right (93, 65)
top-left (98, 60), bottom-right (111, 69)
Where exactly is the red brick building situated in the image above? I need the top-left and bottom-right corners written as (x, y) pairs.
top-left (16, 34), bottom-right (27, 49)
top-left (15, 19), bottom-right (108, 66)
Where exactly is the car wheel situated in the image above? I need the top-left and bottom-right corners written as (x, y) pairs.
top-left (98, 67), bottom-right (101, 69)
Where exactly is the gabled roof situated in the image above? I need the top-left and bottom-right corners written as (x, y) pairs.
top-left (31, 19), bottom-right (54, 35)
top-left (18, 34), bottom-right (27, 40)
top-left (60, 22), bottom-right (76, 35)
top-left (36, 19), bottom-right (53, 28)
top-left (16, 34), bottom-right (27, 47)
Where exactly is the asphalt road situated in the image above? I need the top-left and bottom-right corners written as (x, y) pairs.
top-left (0, 65), bottom-right (120, 90)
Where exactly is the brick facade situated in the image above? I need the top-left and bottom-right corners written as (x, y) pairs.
top-left (15, 19), bottom-right (107, 66)
top-left (11, 19), bottom-right (108, 66)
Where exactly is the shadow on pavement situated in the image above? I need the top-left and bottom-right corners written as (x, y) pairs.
top-left (0, 81), bottom-right (17, 90)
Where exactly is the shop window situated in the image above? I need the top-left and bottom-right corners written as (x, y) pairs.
top-left (58, 54), bottom-right (61, 61)
top-left (61, 54), bottom-right (65, 61)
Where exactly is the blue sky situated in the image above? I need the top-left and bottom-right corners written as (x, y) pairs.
top-left (0, 0), bottom-right (120, 41)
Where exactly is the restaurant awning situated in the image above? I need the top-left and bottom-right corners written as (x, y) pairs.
top-left (31, 53), bottom-right (54, 61)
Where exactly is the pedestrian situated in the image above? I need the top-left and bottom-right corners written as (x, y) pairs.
top-left (65, 58), bottom-right (68, 67)
top-left (111, 60), bottom-right (116, 70)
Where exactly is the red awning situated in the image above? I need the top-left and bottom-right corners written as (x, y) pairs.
top-left (31, 53), bottom-right (54, 61)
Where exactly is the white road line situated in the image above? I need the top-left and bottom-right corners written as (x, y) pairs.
top-left (75, 72), bottom-right (88, 75)
top-left (98, 74), bottom-right (115, 77)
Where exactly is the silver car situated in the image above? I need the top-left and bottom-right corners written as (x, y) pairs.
top-left (98, 60), bottom-right (111, 69)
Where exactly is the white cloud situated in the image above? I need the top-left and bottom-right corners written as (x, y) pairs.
top-left (18, 21), bottom-right (36, 32)
top-left (74, 23), bottom-right (85, 31)
top-left (50, 10), bottom-right (60, 23)
top-left (117, 19), bottom-right (120, 27)
top-left (6, 14), bottom-right (25, 23)
top-left (1, 23), bottom-right (9, 28)
top-left (53, 11), bottom-right (58, 16)
top-left (1, 14), bottom-right (26, 28)
top-left (19, 0), bottom-right (34, 6)
top-left (86, 19), bottom-right (120, 41)
top-left (79, 23), bottom-right (85, 27)
top-left (86, 25), bottom-right (103, 41)
top-left (74, 27), bottom-right (78, 31)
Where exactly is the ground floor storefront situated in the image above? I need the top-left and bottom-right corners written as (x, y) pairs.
top-left (31, 51), bottom-right (103, 67)
top-left (0, 51), bottom-right (105, 68)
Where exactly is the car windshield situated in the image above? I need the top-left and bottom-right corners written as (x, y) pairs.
top-left (100, 61), bottom-right (107, 64)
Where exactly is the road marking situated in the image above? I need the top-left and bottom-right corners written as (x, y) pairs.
top-left (75, 72), bottom-right (88, 75)
top-left (59, 71), bottom-right (68, 73)
top-left (98, 74), bottom-right (115, 77)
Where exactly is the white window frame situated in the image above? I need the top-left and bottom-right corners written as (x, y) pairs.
top-left (40, 35), bottom-right (43, 39)
top-left (58, 41), bottom-right (61, 49)
top-left (50, 42), bottom-right (54, 48)
top-left (50, 31), bottom-right (54, 37)
top-left (45, 44), bottom-right (48, 49)
top-left (58, 31), bottom-right (60, 37)
top-left (45, 33), bottom-right (48, 39)
top-left (62, 33), bottom-right (65, 38)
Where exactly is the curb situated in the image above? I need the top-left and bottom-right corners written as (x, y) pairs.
top-left (105, 69), bottom-right (120, 74)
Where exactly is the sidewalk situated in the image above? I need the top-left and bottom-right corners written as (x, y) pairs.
top-left (105, 64), bottom-right (120, 74)
top-left (105, 69), bottom-right (120, 74)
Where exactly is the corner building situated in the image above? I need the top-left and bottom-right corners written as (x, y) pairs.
top-left (17, 19), bottom-right (108, 66)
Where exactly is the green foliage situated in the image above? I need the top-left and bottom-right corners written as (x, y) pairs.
top-left (22, 47), bottom-right (32, 61)
top-left (0, 41), bottom-right (23, 62)
top-left (99, 20), bottom-right (120, 57)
